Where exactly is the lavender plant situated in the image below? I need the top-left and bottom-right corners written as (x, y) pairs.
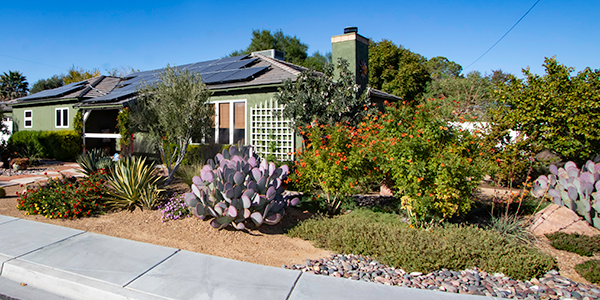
top-left (159, 193), bottom-right (191, 223)
top-left (184, 142), bottom-right (299, 230)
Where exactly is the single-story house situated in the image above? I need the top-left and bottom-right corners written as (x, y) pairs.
top-left (9, 27), bottom-right (401, 160)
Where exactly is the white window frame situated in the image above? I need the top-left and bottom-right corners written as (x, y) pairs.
top-left (24, 110), bottom-right (32, 128)
top-left (55, 107), bottom-right (69, 128)
top-left (211, 99), bottom-right (247, 145)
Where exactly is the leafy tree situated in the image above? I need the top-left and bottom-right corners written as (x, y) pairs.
top-left (30, 75), bottom-right (64, 94)
top-left (426, 56), bottom-right (463, 80)
top-left (422, 71), bottom-right (497, 121)
top-left (302, 51), bottom-right (331, 73)
top-left (275, 58), bottom-right (375, 132)
top-left (63, 66), bottom-right (101, 84)
top-left (131, 65), bottom-right (214, 185)
top-left (0, 70), bottom-right (29, 100)
top-left (494, 57), bottom-right (600, 163)
top-left (368, 39), bottom-right (430, 101)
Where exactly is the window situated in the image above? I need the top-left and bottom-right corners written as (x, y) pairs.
top-left (55, 108), bottom-right (69, 128)
top-left (212, 100), bottom-right (245, 144)
top-left (24, 110), bottom-right (32, 128)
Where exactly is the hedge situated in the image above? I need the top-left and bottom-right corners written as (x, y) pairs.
top-left (9, 130), bottom-right (82, 161)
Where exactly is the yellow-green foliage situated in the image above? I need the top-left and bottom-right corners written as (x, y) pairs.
top-left (9, 130), bottom-right (82, 161)
top-left (288, 209), bottom-right (556, 280)
top-left (575, 260), bottom-right (600, 284)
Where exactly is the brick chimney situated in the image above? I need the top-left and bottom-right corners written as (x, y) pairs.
top-left (331, 27), bottom-right (369, 94)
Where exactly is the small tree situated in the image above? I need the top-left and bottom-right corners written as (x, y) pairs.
top-left (275, 58), bottom-right (375, 131)
top-left (132, 66), bottom-right (214, 186)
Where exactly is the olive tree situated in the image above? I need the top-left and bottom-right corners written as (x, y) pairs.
top-left (132, 65), bottom-right (214, 185)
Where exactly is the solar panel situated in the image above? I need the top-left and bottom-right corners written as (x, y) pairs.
top-left (19, 81), bottom-right (87, 101)
top-left (202, 69), bottom-right (239, 84)
top-left (225, 66), bottom-right (268, 82)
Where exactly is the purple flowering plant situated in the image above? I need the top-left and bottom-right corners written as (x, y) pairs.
top-left (159, 193), bottom-right (191, 222)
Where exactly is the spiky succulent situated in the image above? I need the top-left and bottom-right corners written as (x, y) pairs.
top-left (184, 143), bottom-right (299, 230)
top-left (532, 160), bottom-right (600, 228)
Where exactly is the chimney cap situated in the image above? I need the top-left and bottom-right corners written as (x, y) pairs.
top-left (344, 27), bottom-right (358, 34)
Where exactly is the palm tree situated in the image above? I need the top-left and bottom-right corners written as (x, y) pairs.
top-left (0, 70), bottom-right (29, 101)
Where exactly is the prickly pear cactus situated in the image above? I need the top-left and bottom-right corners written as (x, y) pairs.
top-left (183, 142), bottom-right (299, 230)
top-left (532, 160), bottom-right (600, 229)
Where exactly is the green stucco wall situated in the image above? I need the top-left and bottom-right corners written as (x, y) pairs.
top-left (332, 33), bottom-right (370, 93)
top-left (12, 101), bottom-right (78, 132)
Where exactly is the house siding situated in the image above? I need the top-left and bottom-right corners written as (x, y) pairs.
top-left (12, 103), bottom-right (78, 132)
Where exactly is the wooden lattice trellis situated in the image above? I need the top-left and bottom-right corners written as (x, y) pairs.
top-left (250, 99), bottom-right (294, 161)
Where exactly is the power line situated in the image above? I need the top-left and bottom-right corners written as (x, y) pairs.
top-left (464, 0), bottom-right (542, 71)
top-left (0, 53), bottom-right (66, 70)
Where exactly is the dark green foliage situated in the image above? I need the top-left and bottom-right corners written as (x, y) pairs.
top-left (545, 232), bottom-right (600, 257)
top-left (0, 70), bottom-right (29, 100)
top-left (425, 56), bottom-right (463, 80)
top-left (275, 58), bottom-right (375, 130)
top-left (30, 75), bottom-right (64, 94)
top-left (9, 130), bottom-right (82, 161)
top-left (368, 39), bottom-right (430, 101)
top-left (575, 260), bottom-right (600, 284)
top-left (288, 209), bottom-right (556, 280)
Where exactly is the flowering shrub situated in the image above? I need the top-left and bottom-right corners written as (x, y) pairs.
top-left (159, 193), bottom-right (191, 222)
top-left (290, 122), bottom-right (373, 214)
top-left (362, 100), bottom-right (489, 224)
top-left (16, 171), bottom-right (107, 219)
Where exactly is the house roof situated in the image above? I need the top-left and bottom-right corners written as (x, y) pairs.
top-left (11, 53), bottom-right (401, 108)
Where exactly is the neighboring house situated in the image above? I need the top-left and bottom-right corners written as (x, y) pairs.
top-left (9, 27), bottom-right (401, 160)
top-left (0, 102), bottom-right (12, 143)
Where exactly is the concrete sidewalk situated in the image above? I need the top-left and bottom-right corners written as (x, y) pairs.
top-left (0, 214), bottom-right (497, 300)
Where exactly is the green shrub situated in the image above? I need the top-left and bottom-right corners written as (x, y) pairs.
top-left (9, 130), bottom-right (82, 161)
top-left (106, 156), bottom-right (164, 211)
top-left (575, 260), bottom-right (600, 284)
top-left (174, 164), bottom-right (204, 186)
top-left (545, 232), bottom-right (600, 256)
top-left (16, 172), bottom-right (107, 218)
top-left (76, 149), bottom-right (114, 176)
top-left (288, 209), bottom-right (556, 280)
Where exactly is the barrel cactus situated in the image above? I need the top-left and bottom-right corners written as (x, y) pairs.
top-left (183, 143), bottom-right (299, 230)
top-left (532, 160), bottom-right (600, 228)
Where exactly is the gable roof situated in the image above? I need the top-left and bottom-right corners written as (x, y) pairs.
top-left (11, 53), bottom-right (400, 108)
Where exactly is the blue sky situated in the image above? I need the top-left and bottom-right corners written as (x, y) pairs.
top-left (2, 0), bottom-right (599, 85)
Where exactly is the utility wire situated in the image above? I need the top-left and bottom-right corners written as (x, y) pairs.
top-left (464, 0), bottom-right (542, 71)
top-left (0, 53), bottom-right (66, 70)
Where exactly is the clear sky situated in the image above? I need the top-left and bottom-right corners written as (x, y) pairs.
top-left (1, 0), bottom-right (599, 85)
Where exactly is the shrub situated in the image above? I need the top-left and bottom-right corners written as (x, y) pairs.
top-left (575, 260), bottom-right (600, 284)
top-left (9, 130), bottom-right (82, 161)
top-left (0, 187), bottom-right (5, 198)
top-left (16, 172), bottom-right (107, 218)
top-left (545, 232), bottom-right (600, 257)
top-left (288, 209), bottom-right (556, 280)
top-left (291, 123), bottom-right (372, 215)
top-left (362, 100), bottom-right (489, 224)
top-left (184, 144), bottom-right (299, 230)
top-left (105, 156), bottom-right (164, 211)
top-left (175, 164), bottom-right (204, 186)
top-left (159, 193), bottom-right (191, 222)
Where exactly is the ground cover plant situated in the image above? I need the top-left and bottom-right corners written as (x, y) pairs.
top-left (159, 193), bottom-right (191, 222)
top-left (545, 232), bottom-right (600, 257)
top-left (575, 260), bottom-right (600, 284)
top-left (16, 172), bottom-right (107, 219)
top-left (288, 209), bottom-right (556, 280)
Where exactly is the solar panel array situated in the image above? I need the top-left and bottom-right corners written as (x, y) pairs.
top-left (18, 80), bottom-right (88, 101)
top-left (85, 54), bottom-right (268, 103)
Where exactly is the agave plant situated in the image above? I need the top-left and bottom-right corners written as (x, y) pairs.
top-left (106, 156), bottom-right (164, 211)
top-left (532, 160), bottom-right (600, 229)
top-left (77, 149), bottom-right (114, 176)
top-left (184, 142), bottom-right (299, 230)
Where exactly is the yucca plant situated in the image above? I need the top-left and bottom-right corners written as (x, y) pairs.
top-left (77, 149), bottom-right (114, 176)
top-left (106, 156), bottom-right (164, 211)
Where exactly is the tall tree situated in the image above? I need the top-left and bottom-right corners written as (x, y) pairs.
top-left (131, 66), bottom-right (214, 185)
top-left (30, 75), bottom-right (64, 94)
top-left (275, 58), bottom-right (375, 131)
top-left (425, 56), bottom-right (463, 80)
top-left (368, 39), bottom-right (431, 101)
top-left (0, 71), bottom-right (29, 100)
top-left (494, 57), bottom-right (600, 163)
top-left (63, 66), bottom-right (101, 84)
